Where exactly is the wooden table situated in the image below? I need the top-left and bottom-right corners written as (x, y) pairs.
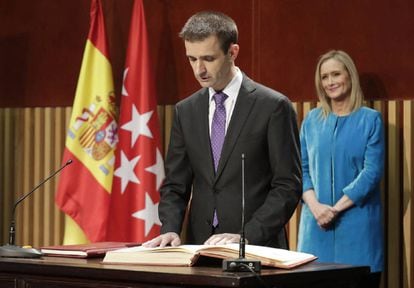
top-left (0, 256), bottom-right (369, 288)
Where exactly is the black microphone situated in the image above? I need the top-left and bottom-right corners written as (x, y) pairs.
top-left (222, 154), bottom-right (261, 272)
top-left (0, 159), bottom-right (73, 258)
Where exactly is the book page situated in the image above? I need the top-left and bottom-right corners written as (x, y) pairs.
top-left (110, 244), bottom-right (204, 254)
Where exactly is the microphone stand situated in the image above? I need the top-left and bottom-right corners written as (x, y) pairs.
top-left (222, 154), bottom-right (261, 272)
top-left (0, 159), bottom-right (73, 258)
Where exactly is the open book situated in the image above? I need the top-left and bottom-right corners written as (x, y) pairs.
top-left (103, 244), bottom-right (317, 269)
top-left (40, 242), bottom-right (140, 258)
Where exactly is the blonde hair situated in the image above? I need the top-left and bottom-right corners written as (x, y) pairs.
top-left (315, 50), bottom-right (363, 118)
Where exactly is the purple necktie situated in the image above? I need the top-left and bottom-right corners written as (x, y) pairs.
top-left (211, 92), bottom-right (227, 227)
top-left (211, 92), bottom-right (228, 171)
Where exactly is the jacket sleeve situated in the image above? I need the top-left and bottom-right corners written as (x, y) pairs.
top-left (300, 114), bottom-right (314, 193)
top-left (158, 105), bottom-right (193, 235)
top-left (342, 113), bottom-right (385, 205)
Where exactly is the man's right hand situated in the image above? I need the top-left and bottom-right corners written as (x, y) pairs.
top-left (142, 232), bottom-right (181, 248)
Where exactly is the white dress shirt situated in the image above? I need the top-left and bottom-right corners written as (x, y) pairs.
top-left (208, 67), bottom-right (242, 135)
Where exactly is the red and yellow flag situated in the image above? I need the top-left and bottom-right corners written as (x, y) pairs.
top-left (55, 0), bottom-right (117, 243)
top-left (107, 0), bottom-right (164, 242)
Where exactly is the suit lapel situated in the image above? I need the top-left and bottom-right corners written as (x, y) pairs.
top-left (196, 89), bottom-right (216, 176)
top-left (215, 76), bottom-right (257, 179)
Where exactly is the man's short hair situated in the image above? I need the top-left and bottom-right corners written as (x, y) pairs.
top-left (179, 11), bottom-right (238, 54)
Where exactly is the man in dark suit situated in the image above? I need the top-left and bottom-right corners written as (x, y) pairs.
top-left (143, 11), bottom-right (301, 249)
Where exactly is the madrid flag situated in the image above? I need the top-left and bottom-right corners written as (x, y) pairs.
top-left (56, 0), bottom-right (117, 242)
top-left (107, 0), bottom-right (164, 242)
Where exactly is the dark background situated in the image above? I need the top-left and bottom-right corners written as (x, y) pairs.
top-left (1, 0), bottom-right (412, 107)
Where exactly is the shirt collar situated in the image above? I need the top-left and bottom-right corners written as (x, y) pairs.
top-left (209, 67), bottom-right (242, 102)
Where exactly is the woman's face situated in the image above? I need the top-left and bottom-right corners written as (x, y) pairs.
top-left (320, 58), bottom-right (351, 103)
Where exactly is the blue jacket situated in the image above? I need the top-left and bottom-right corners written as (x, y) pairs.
top-left (297, 107), bottom-right (384, 272)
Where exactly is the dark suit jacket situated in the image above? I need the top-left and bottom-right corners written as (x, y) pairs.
top-left (159, 74), bottom-right (301, 249)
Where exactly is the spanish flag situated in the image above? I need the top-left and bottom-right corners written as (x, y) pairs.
top-left (55, 0), bottom-right (117, 243)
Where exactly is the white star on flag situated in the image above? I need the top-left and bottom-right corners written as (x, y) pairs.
top-left (114, 151), bottom-right (141, 194)
top-left (132, 192), bottom-right (162, 236)
top-left (121, 104), bottom-right (153, 147)
top-left (145, 148), bottom-right (165, 190)
top-left (122, 68), bottom-right (129, 96)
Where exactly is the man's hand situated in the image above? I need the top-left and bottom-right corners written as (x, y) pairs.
top-left (204, 233), bottom-right (241, 245)
top-left (142, 232), bottom-right (181, 248)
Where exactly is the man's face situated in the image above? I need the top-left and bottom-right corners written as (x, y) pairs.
top-left (184, 35), bottom-right (238, 91)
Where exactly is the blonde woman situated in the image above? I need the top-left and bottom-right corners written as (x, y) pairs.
top-left (297, 50), bottom-right (384, 288)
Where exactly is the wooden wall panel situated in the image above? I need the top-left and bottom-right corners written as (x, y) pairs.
top-left (403, 101), bottom-right (414, 288)
top-left (0, 102), bottom-right (413, 287)
top-left (163, 106), bottom-right (175, 155)
top-left (43, 108), bottom-right (53, 246)
top-left (21, 108), bottom-right (34, 245)
top-left (0, 109), bottom-right (14, 243)
top-left (0, 108), bottom-right (71, 247)
top-left (33, 108), bottom-right (43, 246)
top-left (387, 101), bottom-right (403, 287)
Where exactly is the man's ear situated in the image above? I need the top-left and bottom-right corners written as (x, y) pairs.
top-left (228, 44), bottom-right (240, 60)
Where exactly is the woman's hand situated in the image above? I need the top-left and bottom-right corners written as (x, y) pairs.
top-left (302, 189), bottom-right (338, 229)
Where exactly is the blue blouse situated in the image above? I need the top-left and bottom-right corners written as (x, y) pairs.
top-left (297, 106), bottom-right (384, 272)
